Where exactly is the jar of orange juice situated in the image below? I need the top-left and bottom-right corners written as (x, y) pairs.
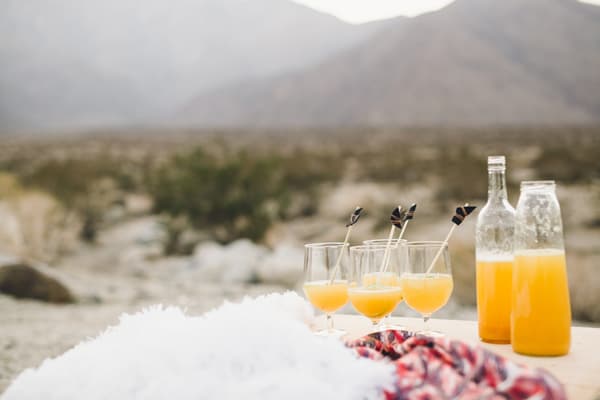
top-left (512, 181), bottom-right (571, 356)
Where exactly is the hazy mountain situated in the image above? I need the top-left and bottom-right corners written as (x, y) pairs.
top-left (183, 0), bottom-right (600, 126)
top-left (0, 0), bottom-right (383, 132)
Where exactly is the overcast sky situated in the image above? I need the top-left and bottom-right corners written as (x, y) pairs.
top-left (293, 0), bottom-right (600, 23)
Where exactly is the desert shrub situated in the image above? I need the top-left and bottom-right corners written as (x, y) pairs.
top-left (0, 173), bottom-right (80, 261)
top-left (281, 148), bottom-right (342, 189)
top-left (433, 146), bottom-right (487, 207)
top-left (16, 157), bottom-right (137, 204)
top-left (159, 215), bottom-right (199, 256)
top-left (13, 157), bottom-right (138, 241)
top-left (532, 145), bottom-right (600, 183)
top-left (149, 148), bottom-right (289, 244)
top-left (276, 148), bottom-right (343, 219)
top-left (449, 241), bottom-right (477, 306)
top-left (356, 146), bottom-right (421, 183)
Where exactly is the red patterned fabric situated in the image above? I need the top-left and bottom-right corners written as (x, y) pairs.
top-left (347, 330), bottom-right (566, 400)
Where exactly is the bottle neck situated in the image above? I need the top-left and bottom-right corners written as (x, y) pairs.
top-left (488, 169), bottom-right (507, 201)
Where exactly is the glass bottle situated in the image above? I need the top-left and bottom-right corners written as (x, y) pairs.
top-left (512, 181), bottom-right (571, 356)
top-left (475, 156), bottom-right (515, 343)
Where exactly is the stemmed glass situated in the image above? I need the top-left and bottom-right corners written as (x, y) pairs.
top-left (401, 241), bottom-right (454, 337)
top-left (363, 239), bottom-right (408, 330)
top-left (303, 242), bottom-right (350, 337)
top-left (348, 245), bottom-right (404, 330)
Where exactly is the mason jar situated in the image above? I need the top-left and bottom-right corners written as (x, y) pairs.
top-left (512, 181), bottom-right (571, 356)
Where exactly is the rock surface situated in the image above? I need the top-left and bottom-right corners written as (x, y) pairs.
top-left (0, 264), bottom-right (74, 304)
top-left (191, 239), bottom-right (268, 283)
top-left (257, 244), bottom-right (304, 287)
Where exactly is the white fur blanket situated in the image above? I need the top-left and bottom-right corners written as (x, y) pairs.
top-left (2, 292), bottom-right (394, 400)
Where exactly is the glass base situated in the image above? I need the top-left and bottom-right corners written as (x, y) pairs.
top-left (480, 337), bottom-right (510, 344)
top-left (314, 328), bottom-right (347, 338)
top-left (416, 329), bottom-right (445, 338)
top-left (376, 323), bottom-right (408, 332)
top-left (375, 314), bottom-right (407, 332)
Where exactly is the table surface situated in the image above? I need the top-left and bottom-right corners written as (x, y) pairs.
top-left (325, 314), bottom-right (600, 400)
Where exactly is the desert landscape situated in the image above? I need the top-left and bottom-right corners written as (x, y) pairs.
top-left (1, 127), bottom-right (599, 391)
top-left (1, 0), bottom-right (600, 395)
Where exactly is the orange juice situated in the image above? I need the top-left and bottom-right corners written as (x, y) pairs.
top-left (476, 257), bottom-right (513, 343)
top-left (512, 249), bottom-right (571, 356)
top-left (348, 287), bottom-right (402, 322)
top-left (362, 272), bottom-right (403, 302)
top-left (401, 273), bottom-right (453, 315)
top-left (303, 280), bottom-right (348, 313)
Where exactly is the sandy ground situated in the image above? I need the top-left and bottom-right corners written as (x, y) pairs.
top-left (0, 217), bottom-right (289, 393)
top-left (0, 284), bottom-right (287, 393)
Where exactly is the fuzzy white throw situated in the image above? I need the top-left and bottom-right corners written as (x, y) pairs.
top-left (2, 292), bottom-right (394, 400)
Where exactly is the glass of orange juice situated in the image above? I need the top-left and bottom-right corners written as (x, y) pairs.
top-left (303, 242), bottom-right (350, 337)
top-left (363, 238), bottom-right (408, 330)
top-left (348, 245), bottom-right (404, 329)
top-left (401, 241), bottom-right (453, 337)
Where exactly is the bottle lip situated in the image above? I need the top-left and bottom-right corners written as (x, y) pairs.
top-left (487, 155), bottom-right (506, 171)
top-left (520, 180), bottom-right (556, 190)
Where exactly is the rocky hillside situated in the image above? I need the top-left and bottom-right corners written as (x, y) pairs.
top-left (0, 0), bottom-right (382, 132)
top-left (183, 0), bottom-right (600, 126)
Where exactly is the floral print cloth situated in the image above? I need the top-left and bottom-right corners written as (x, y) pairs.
top-left (347, 330), bottom-right (566, 400)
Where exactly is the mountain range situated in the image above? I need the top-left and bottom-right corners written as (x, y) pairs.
top-left (0, 0), bottom-right (382, 132)
top-left (1, 0), bottom-right (599, 132)
top-left (183, 0), bottom-right (600, 127)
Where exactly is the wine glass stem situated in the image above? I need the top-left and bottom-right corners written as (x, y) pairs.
top-left (326, 314), bottom-right (334, 331)
top-left (423, 314), bottom-right (430, 332)
top-left (378, 315), bottom-right (389, 329)
top-left (371, 319), bottom-right (381, 330)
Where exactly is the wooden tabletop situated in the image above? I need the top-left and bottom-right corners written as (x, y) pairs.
top-left (325, 314), bottom-right (600, 400)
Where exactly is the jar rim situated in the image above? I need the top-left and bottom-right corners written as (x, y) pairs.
top-left (363, 239), bottom-right (408, 245)
top-left (488, 155), bottom-right (506, 171)
top-left (520, 180), bottom-right (556, 190)
top-left (350, 244), bottom-right (396, 252)
top-left (407, 241), bottom-right (449, 249)
top-left (304, 242), bottom-right (347, 248)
